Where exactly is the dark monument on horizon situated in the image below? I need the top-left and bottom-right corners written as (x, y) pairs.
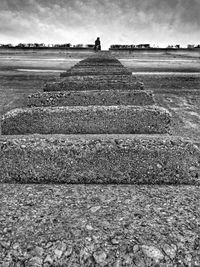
top-left (94, 37), bottom-right (101, 51)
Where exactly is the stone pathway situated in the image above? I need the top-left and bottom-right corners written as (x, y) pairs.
top-left (0, 52), bottom-right (200, 266)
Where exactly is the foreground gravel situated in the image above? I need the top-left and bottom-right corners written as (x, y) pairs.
top-left (0, 184), bottom-right (199, 266)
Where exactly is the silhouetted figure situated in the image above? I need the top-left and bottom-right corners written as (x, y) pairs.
top-left (94, 37), bottom-right (101, 51)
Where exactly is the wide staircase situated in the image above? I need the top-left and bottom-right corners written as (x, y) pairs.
top-left (0, 52), bottom-right (200, 266)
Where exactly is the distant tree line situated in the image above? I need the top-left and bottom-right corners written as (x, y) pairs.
top-left (0, 43), bottom-right (95, 49)
top-left (110, 44), bottom-right (200, 49)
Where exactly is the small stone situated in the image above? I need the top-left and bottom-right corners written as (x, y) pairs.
top-left (29, 256), bottom-right (43, 266)
top-left (86, 224), bottom-right (93, 231)
top-left (111, 238), bottom-right (119, 245)
top-left (157, 164), bottom-right (162, 169)
top-left (123, 254), bottom-right (132, 264)
top-left (34, 246), bottom-right (44, 256)
top-left (90, 206), bottom-right (101, 213)
top-left (44, 255), bottom-right (53, 264)
top-left (189, 166), bottom-right (198, 172)
top-left (0, 241), bottom-right (10, 249)
top-left (114, 259), bottom-right (121, 267)
top-left (93, 250), bottom-right (107, 264)
top-left (64, 246), bottom-right (73, 257)
top-left (133, 244), bottom-right (140, 253)
top-left (54, 248), bottom-right (63, 259)
top-left (85, 237), bottom-right (92, 242)
top-left (163, 244), bottom-right (177, 259)
top-left (142, 245), bottom-right (164, 262)
top-left (45, 242), bottom-right (53, 248)
top-left (13, 243), bottom-right (20, 250)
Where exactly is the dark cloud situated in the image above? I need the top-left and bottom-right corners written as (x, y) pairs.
top-left (0, 0), bottom-right (200, 48)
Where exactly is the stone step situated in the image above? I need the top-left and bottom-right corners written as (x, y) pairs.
top-left (0, 135), bottom-right (199, 184)
top-left (69, 67), bottom-right (127, 73)
top-left (71, 64), bottom-right (125, 69)
top-left (2, 106), bottom-right (171, 135)
top-left (56, 74), bottom-right (137, 83)
top-left (27, 90), bottom-right (155, 107)
top-left (0, 184), bottom-right (199, 266)
top-left (60, 55), bottom-right (131, 77)
top-left (74, 62), bottom-right (123, 67)
top-left (44, 80), bottom-right (144, 92)
top-left (60, 70), bottom-right (132, 77)
top-left (44, 75), bottom-right (144, 92)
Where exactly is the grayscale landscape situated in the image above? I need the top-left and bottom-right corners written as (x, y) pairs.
top-left (0, 0), bottom-right (200, 266)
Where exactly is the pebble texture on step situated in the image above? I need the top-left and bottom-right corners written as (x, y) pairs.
top-left (44, 75), bottom-right (144, 92)
top-left (27, 90), bottom-right (155, 107)
top-left (60, 69), bottom-right (132, 77)
top-left (44, 80), bottom-right (144, 92)
top-left (0, 135), bottom-right (199, 184)
top-left (2, 106), bottom-right (171, 135)
top-left (60, 55), bottom-right (133, 76)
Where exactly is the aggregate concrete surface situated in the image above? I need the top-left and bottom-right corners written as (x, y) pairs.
top-left (1, 106), bottom-right (171, 135)
top-left (0, 184), bottom-right (199, 266)
top-left (43, 79), bottom-right (144, 92)
top-left (27, 90), bottom-right (155, 107)
top-left (0, 134), bottom-right (200, 184)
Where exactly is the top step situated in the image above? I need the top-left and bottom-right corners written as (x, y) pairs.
top-left (60, 54), bottom-right (132, 77)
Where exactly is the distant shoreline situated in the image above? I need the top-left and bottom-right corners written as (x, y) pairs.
top-left (0, 47), bottom-right (200, 52)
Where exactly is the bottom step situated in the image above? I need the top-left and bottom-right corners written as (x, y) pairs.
top-left (0, 135), bottom-right (199, 184)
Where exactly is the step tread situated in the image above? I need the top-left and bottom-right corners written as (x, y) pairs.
top-left (27, 90), bottom-right (155, 107)
top-left (0, 135), bottom-right (199, 184)
top-left (2, 106), bottom-right (171, 135)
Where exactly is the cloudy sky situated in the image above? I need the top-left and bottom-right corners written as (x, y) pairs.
top-left (0, 0), bottom-right (200, 49)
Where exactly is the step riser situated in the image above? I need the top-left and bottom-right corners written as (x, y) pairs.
top-left (74, 63), bottom-right (123, 67)
top-left (2, 106), bottom-right (171, 135)
top-left (43, 82), bottom-right (144, 92)
top-left (0, 136), bottom-right (199, 184)
top-left (57, 74), bottom-right (136, 82)
top-left (28, 90), bottom-right (155, 107)
top-left (60, 71), bottom-right (132, 77)
top-left (71, 66), bottom-right (126, 70)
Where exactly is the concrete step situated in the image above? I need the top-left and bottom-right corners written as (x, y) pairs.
top-left (0, 135), bottom-right (199, 184)
top-left (54, 74), bottom-right (137, 83)
top-left (72, 65), bottom-right (124, 70)
top-left (0, 183), bottom-right (199, 266)
top-left (43, 80), bottom-right (144, 92)
top-left (60, 54), bottom-right (131, 77)
top-left (2, 106), bottom-right (171, 135)
top-left (27, 90), bottom-right (155, 107)
top-left (74, 62), bottom-right (123, 67)
top-left (60, 70), bottom-right (132, 77)
top-left (43, 75), bottom-right (144, 92)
